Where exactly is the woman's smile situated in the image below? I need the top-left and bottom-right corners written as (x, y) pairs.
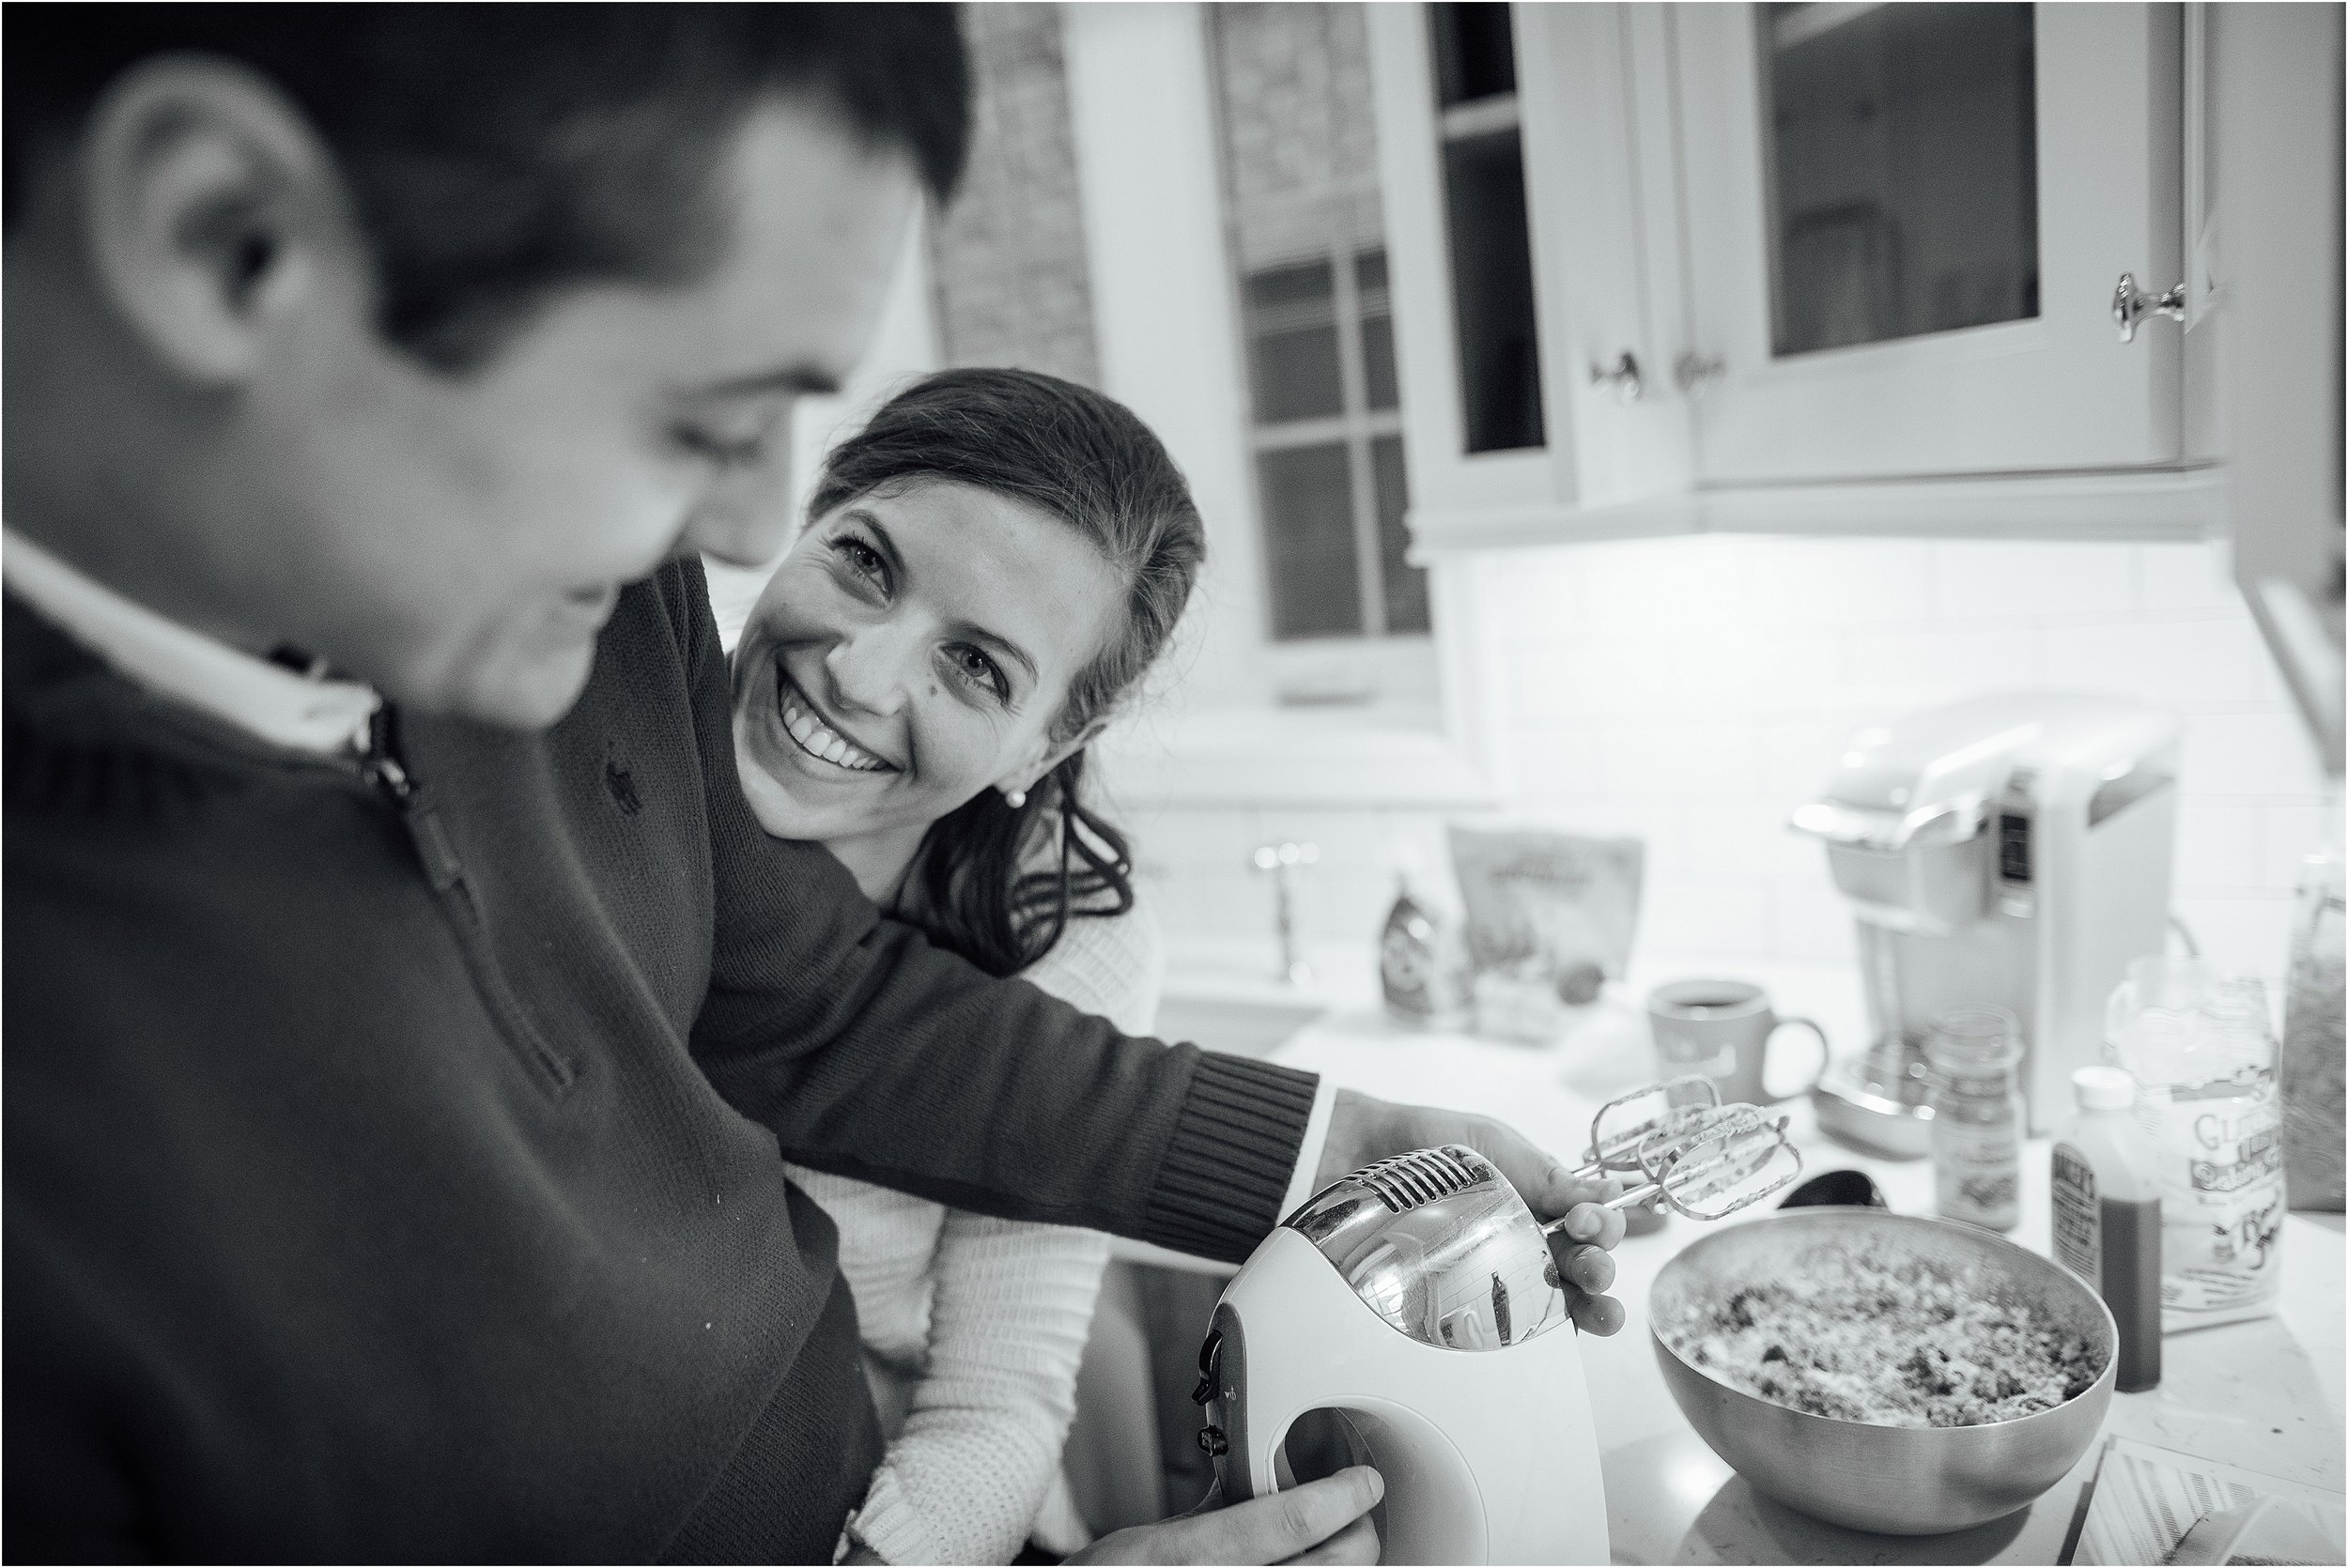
top-left (729, 476), bottom-right (1122, 864)
top-left (774, 659), bottom-right (898, 774)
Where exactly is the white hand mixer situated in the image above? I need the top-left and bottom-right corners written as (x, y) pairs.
top-left (1196, 1078), bottom-right (1800, 1564)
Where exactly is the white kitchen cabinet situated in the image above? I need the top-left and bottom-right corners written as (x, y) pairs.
top-left (1391, 2), bottom-right (2222, 556)
top-left (1675, 2), bottom-right (2186, 484)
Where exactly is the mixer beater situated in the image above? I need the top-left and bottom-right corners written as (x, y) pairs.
top-left (1568, 1076), bottom-right (1805, 1220)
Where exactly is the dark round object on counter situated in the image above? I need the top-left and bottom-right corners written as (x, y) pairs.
top-left (1777, 1168), bottom-right (1887, 1210)
top-left (1554, 961), bottom-right (1605, 1006)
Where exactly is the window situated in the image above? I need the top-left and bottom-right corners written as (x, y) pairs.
top-left (1240, 249), bottom-right (1429, 639)
top-left (1429, 2), bottom-right (1544, 453)
top-left (1211, 4), bottom-right (1431, 650)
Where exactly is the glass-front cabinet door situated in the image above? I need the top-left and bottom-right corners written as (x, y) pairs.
top-left (1676, 3), bottom-right (2184, 484)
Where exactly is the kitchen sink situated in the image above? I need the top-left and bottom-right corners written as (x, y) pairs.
top-left (1154, 992), bottom-right (1327, 1059)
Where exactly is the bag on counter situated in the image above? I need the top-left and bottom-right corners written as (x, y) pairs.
top-left (1447, 825), bottom-right (1644, 1043)
top-left (2283, 846), bottom-right (2345, 1211)
top-left (2106, 959), bottom-right (2285, 1332)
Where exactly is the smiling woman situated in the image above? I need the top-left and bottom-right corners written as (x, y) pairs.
top-left (732, 366), bottom-right (1207, 974)
top-left (726, 367), bottom-right (1209, 1561)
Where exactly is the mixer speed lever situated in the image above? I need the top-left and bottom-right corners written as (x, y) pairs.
top-left (1193, 1329), bottom-right (1222, 1405)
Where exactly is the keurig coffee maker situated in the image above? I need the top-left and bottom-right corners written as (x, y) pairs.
top-left (1792, 693), bottom-right (2181, 1141)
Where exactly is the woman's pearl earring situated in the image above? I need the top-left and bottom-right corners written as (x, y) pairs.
top-left (1004, 788), bottom-right (1027, 810)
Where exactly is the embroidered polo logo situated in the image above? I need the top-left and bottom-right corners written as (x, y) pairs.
top-left (604, 760), bottom-right (642, 816)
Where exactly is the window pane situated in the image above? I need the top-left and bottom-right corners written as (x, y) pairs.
top-left (1442, 129), bottom-right (1545, 452)
top-left (1361, 313), bottom-right (1399, 411)
top-left (1251, 327), bottom-right (1345, 423)
top-left (1258, 444), bottom-right (1363, 640)
top-left (1245, 260), bottom-right (1344, 423)
top-left (1355, 248), bottom-right (1398, 411)
top-left (1429, 2), bottom-right (1517, 107)
top-left (1371, 436), bottom-right (1429, 634)
top-left (1249, 260), bottom-right (1337, 311)
top-left (1765, 2), bottom-right (2039, 356)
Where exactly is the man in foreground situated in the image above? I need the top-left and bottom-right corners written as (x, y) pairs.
top-left (3, 8), bottom-right (1625, 1560)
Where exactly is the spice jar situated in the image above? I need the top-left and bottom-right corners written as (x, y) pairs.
top-left (1926, 1006), bottom-right (2024, 1231)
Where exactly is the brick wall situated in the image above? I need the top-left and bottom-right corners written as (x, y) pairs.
top-left (1120, 535), bottom-right (2333, 994)
top-left (927, 4), bottom-right (1100, 387)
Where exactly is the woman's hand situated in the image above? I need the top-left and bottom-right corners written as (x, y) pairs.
top-left (1315, 1090), bottom-right (1628, 1335)
top-left (1064, 1468), bottom-right (1382, 1565)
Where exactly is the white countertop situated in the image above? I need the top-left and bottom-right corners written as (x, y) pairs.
top-left (1237, 963), bottom-right (2346, 1565)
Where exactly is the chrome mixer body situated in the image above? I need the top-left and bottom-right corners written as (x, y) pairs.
top-left (1197, 1146), bottom-right (1609, 1565)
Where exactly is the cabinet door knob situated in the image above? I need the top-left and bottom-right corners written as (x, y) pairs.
top-left (1674, 351), bottom-right (1726, 395)
top-left (2111, 272), bottom-right (2186, 343)
top-left (1587, 351), bottom-right (1644, 403)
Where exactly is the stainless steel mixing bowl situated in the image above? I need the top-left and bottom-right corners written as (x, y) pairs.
top-left (1649, 1208), bottom-right (2116, 1535)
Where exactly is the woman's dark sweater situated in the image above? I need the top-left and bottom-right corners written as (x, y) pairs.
top-left (2, 559), bottom-right (1316, 1562)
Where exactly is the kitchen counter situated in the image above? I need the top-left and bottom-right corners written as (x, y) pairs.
top-left (1244, 962), bottom-right (2346, 1565)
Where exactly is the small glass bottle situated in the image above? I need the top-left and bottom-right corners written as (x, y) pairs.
top-left (1927, 1006), bottom-right (2024, 1231)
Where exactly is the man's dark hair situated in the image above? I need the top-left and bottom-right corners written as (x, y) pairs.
top-left (4, 4), bottom-right (969, 370)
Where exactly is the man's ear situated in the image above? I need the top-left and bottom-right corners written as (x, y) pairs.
top-left (79, 57), bottom-right (351, 385)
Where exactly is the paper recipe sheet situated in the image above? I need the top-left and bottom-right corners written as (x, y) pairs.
top-left (2071, 1435), bottom-right (2346, 1565)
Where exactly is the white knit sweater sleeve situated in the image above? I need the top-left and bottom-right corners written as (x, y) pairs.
top-left (841, 901), bottom-right (1166, 1566)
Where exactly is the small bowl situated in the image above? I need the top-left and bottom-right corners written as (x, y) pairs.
top-left (1649, 1208), bottom-right (2116, 1535)
top-left (1776, 1168), bottom-right (1887, 1209)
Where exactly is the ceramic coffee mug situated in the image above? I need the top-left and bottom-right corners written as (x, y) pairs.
top-left (1646, 979), bottom-right (1830, 1106)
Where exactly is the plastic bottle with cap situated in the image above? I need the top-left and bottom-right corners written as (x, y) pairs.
top-left (2051, 1066), bottom-right (2161, 1392)
top-left (1378, 841), bottom-right (1470, 1029)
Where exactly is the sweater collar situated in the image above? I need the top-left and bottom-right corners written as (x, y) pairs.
top-left (2, 530), bottom-right (379, 757)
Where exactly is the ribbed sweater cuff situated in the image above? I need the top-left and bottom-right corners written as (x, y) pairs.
top-left (838, 1468), bottom-right (936, 1566)
top-left (1140, 1053), bottom-right (1319, 1262)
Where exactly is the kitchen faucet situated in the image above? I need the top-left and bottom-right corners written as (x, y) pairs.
top-left (1251, 841), bottom-right (1319, 986)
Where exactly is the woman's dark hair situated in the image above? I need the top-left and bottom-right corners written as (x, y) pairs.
top-left (809, 367), bottom-right (1207, 976)
top-left (4, 5), bottom-right (969, 372)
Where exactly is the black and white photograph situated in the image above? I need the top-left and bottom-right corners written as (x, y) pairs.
top-left (4, 4), bottom-right (2341, 1563)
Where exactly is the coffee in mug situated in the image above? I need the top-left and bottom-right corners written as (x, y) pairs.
top-left (1646, 979), bottom-right (1829, 1106)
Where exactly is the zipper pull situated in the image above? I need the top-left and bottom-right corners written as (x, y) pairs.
top-left (360, 709), bottom-right (411, 802)
top-left (363, 748), bottom-right (412, 803)
top-left (362, 710), bottom-right (462, 893)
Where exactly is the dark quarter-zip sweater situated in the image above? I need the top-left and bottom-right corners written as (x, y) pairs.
top-left (3, 559), bottom-right (1316, 1563)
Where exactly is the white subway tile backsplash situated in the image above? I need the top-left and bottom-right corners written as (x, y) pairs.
top-left (2139, 542), bottom-right (2245, 613)
top-left (1739, 539), bottom-right (1935, 627)
top-left (2173, 804), bottom-right (2266, 890)
top-left (1931, 540), bottom-right (2134, 621)
top-left (2261, 805), bottom-right (2341, 889)
top-left (1508, 724), bottom-right (1605, 798)
top-left (1503, 638), bottom-right (1677, 719)
top-left (1769, 880), bottom-right (1863, 965)
top-left (1478, 549), bottom-right (1587, 631)
top-left (1838, 625), bottom-right (2043, 711)
top-left (2180, 712), bottom-right (2330, 799)
top-left (1640, 882), bottom-right (1773, 957)
top-left (2170, 892), bottom-right (2298, 988)
top-left (1139, 533), bottom-right (2318, 992)
top-left (1761, 713), bottom-right (1879, 801)
top-left (1568, 537), bottom-right (1743, 641)
top-left (1683, 800), bottom-right (1819, 882)
top-left (2043, 618), bottom-right (2286, 710)
top-left (1599, 723), bottom-right (1762, 799)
